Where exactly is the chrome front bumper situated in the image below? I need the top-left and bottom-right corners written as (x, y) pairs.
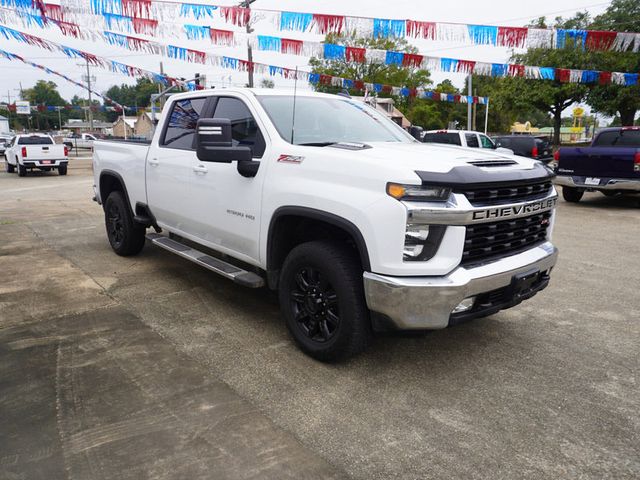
top-left (363, 242), bottom-right (558, 330)
top-left (554, 175), bottom-right (640, 191)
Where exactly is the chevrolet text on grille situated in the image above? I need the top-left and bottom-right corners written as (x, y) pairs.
top-left (472, 198), bottom-right (558, 221)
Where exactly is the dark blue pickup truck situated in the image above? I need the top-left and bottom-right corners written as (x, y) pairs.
top-left (553, 127), bottom-right (640, 202)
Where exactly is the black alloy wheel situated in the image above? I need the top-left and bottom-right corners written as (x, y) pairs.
top-left (104, 191), bottom-right (146, 256)
top-left (107, 201), bottom-right (126, 250)
top-left (290, 267), bottom-right (340, 343)
top-left (279, 241), bottom-right (371, 361)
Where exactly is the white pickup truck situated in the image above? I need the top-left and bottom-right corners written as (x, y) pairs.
top-left (5, 134), bottom-right (69, 176)
top-left (93, 88), bottom-right (558, 361)
top-left (64, 133), bottom-right (97, 150)
top-left (423, 129), bottom-right (514, 155)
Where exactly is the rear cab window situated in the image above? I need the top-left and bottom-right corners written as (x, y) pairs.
top-left (161, 97), bottom-right (208, 150)
top-left (18, 136), bottom-right (53, 145)
top-left (593, 129), bottom-right (640, 147)
top-left (423, 132), bottom-right (461, 146)
top-left (465, 134), bottom-right (479, 148)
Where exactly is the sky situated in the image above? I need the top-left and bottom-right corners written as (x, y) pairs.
top-left (0, 0), bottom-right (611, 106)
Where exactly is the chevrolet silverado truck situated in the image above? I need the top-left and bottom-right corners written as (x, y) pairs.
top-left (553, 126), bottom-right (640, 202)
top-left (5, 133), bottom-right (69, 176)
top-left (93, 89), bottom-right (558, 361)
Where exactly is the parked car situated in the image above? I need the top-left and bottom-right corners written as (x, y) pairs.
top-left (553, 126), bottom-right (640, 202)
top-left (422, 130), bottom-right (514, 155)
top-left (5, 134), bottom-right (69, 176)
top-left (492, 135), bottom-right (553, 163)
top-left (64, 133), bottom-right (97, 149)
top-left (93, 88), bottom-right (558, 361)
top-left (0, 136), bottom-right (9, 156)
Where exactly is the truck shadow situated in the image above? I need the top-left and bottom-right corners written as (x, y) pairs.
top-left (560, 192), bottom-right (640, 210)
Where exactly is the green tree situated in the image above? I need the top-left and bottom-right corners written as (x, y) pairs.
top-left (23, 80), bottom-right (68, 130)
top-left (309, 32), bottom-right (432, 110)
top-left (585, 0), bottom-right (640, 125)
top-left (259, 78), bottom-right (275, 88)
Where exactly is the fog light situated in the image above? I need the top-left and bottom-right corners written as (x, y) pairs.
top-left (452, 296), bottom-right (476, 314)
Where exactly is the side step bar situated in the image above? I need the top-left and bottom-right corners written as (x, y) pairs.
top-left (146, 233), bottom-right (264, 288)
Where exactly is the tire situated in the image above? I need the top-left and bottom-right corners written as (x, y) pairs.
top-left (562, 187), bottom-right (584, 203)
top-left (104, 191), bottom-right (146, 256)
top-left (58, 164), bottom-right (67, 176)
top-left (278, 241), bottom-right (371, 362)
top-left (18, 162), bottom-right (27, 177)
top-left (6, 161), bottom-right (14, 173)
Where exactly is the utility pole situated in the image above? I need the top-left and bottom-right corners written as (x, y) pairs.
top-left (56, 106), bottom-right (62, 131)
top-left (86, 60), bottom-right (94, 132)
top-left (240, 0), bottom-right (256, 87)
top-left (467, 75), bottom-right (472, 131)
top-left (5, 90), bottom-right (12, 130)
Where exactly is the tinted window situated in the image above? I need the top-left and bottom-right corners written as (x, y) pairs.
top-left (162, 97), bottom-right (207, 149)
top-left (479, 134), bottom-right (495, 149)
top-left (18, 136), bottom-right (53, 145)
top-left (423, 132), bottom-right (461, 146)
top-left (213, 97), bottom-right (265, 158)
top-left (593, 129), bottom-right (640, 147)
top-left (465, 134), bottom-right (479, 148)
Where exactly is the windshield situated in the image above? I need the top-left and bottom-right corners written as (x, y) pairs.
top-left (18, 136), bottom-right (53, 145)
top-left (257, 95), bottom-right (414, 145)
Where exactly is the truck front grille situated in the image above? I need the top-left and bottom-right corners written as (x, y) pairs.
top-left (462, 211), bottom-right (551, 266)
top-left (455, 180), bottom-right (553, 206)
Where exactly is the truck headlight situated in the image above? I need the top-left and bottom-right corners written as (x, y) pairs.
top-left (387, 183), bottom-right (451, 202)
top-left (403, 223), bottom-right (446, 262)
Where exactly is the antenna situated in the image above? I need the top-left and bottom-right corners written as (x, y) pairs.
top-left (290, 66), bottom-right (298, 144)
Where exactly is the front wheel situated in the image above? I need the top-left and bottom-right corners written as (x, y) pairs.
top-left (104, 191), bottom-right (146, 256)
top-left (278, 241), bottom-right (371, 362)
top-left (562, 187), bottom-right (584, 203)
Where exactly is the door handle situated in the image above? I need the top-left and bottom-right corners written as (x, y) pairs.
top-left (148, 158), bottom-right (160, 166)
top-left (193, 165), bottom-right (208, 174)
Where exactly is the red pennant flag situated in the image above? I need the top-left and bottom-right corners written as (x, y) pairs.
top-left (457, 60), bottom-right (476, 73)
top-left (556, 68), bottom-right (571, 83)
top-left (508, 64), bottom-right (525, 77)
top-left (585, 31), bottom-right (617, 51)
top-left (281, 38), bottom-right (303, 55)
top-left (497, 27), bottom-right (528, 48)
top-left (598, 71), bottom-right (612, 85)
top-left (312, 14), bottom-right (344, 34)
top-left (220, 6), bottom-right (250, 27)
top-left (210, 28), bottom-right (234, 45)
top-left (346, 47), bottom-right (366, 63)
top-left (406, 21), bottom-right (436, 39)
top-left (402, 54), bottom-right (424, 68)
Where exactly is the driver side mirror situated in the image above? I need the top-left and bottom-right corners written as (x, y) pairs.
top-left (195, 118), bottom-right (252, 163)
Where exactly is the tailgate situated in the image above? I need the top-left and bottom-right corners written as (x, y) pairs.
top-left (25, 145), bottom-right (66, 160)
top-left (558, 147), bottom-right (639, 178)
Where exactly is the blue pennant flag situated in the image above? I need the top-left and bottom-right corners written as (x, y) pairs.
top-left (539, 67), bottom-right (555, 80)
top-left (280, 12), bottom-right (313, 31)
top-left (385, 51), bottom-right (404, 65)
top-left (258, 36), bottom-right (282, 52)
top-left (179, 3), bottom-right (217, 19)
top-left (308, 73), bottom-right (320, 84)
top-left (467, 25), bottom-right (498, 45)
top-left (373, 19), bottom-right (406, 38)
top-left (184, 25), bottom-right (209, 41)
top-left (324, 43), bottom-right (346, 60)
top-left (491, 63), bottom-right (508, 77)
top-left (581, 70), bottom-right (599, 83)
top-left (440, 58), bottom-right (458, 72)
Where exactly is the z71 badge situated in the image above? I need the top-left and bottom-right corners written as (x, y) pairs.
top-left (277, 154), bottom-right (304, 164)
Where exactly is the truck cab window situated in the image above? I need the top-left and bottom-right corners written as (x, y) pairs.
top-left (479, 134), bottom-right (495, 149)
top-left (213, 97), bottom-right (265, 158)
top-left (162, 97), bottom-right (207, 150)
top-left (465, 134), bottom-right (479, 148)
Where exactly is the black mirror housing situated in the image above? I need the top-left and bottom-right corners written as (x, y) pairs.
top-left (195, 118), bottom-right (252, 163)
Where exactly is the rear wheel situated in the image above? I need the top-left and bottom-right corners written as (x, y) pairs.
top-left (279, 241), bottom-right (371, 362)
top-left (58, 164), bottom-right (67, 176)
top-left (562, 187), bottom-right (583, 203)
top-left (104, 191), bottom-right (146, 256)
top-left (5, 161), bottom-right (14, 173)
top-left (18, 162), bottom-right (27, 177)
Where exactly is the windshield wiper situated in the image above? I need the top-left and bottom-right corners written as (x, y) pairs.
top-left (296, 142), bottom-right (337, 147)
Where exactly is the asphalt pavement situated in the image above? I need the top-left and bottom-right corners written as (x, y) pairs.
top-left (0, 158), bottom-right (638, 479)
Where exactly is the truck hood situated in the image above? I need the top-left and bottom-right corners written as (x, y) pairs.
top-left (335, 142), bottom-right (540, 173)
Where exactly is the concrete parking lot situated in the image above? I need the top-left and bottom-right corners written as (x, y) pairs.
top-left (1, 158), bottom-right (639, 479)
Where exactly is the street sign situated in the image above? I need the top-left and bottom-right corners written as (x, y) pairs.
top-left (16, 101), bottom-right (30, 115)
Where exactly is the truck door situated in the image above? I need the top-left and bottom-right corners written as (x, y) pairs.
top-left (188, 95), bottom-right (268, 264)
top-left (146, 96), bottom-right (214, 232)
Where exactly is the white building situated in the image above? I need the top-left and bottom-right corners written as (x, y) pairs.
top-left (0, 115), bottom-right (9, 134)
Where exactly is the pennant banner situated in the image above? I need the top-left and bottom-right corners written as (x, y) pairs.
top-left (0, 31), bottom-right (489, 105)
top-left (3, 0), bottom-right (640, 52)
